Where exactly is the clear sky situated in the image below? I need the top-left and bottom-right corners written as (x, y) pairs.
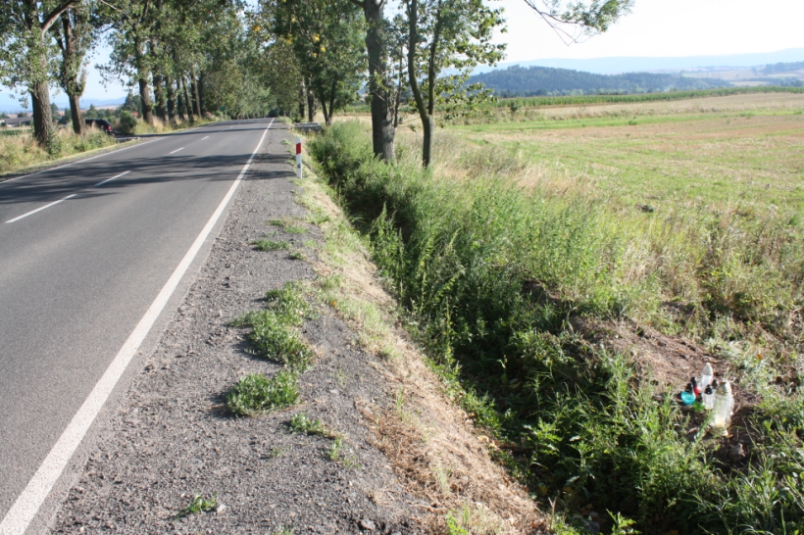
top-left (2, 0), bottom-right (803, 109)
top-left (497, 0), bottom-right (804, 62)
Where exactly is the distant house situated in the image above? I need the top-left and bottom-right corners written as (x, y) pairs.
top-left (4, 116), bottom-right (31, 127)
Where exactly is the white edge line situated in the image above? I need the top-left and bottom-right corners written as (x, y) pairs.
top-left (0, 118), bottom-right (273, 535)
top-left (95, 170), bottom-right (131, 188)
top-left (6, 194), bottom-right (77, 224)
top-left (201, 136), bottom-right (209, 140)
top-left (0, 139), bottom-right (157, 186)
top-left (169, 147), bottom-right (184, 155)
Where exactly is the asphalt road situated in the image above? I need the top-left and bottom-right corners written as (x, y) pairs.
top-left (0, 119), bottom-right (273, 533)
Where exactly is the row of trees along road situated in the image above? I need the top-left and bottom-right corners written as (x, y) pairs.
top-left (0, 0), bottom-right (633, 163)
top-left (265, 0), bottom-right (633, 166)
top-left (1, 0), bottom-right (278, 150)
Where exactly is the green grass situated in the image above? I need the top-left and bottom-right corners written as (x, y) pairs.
top-left (178, 493), bottom-right (218, 517)
top-left (254, 239), bottom-right (291, 251)
top-left (324, 437), bottom-right (345, 461)
top-left (449, 110), bottom-right (804, 210)
top-left (226, 371), bottom-right (300, 417)
top-left (288, 249), bottom-right (306, 260)
top-left (268, 217), bottom-right (308, 234)
top-left (483, 86), bottom-right (804, 109)
top-left (310, 119), bottom-right (804, 534)
top-left (288, 412), bottom-right (337, 438)
top-left (233, 282), bottom-right (315, 371)
top-left (1, 128), bottom-right (118, 176)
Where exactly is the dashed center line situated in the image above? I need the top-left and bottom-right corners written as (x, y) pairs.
top-left (6, 194), bottom-right (77, 224)
top-left (169, 147), bottom-right (185, 155)
top-left (201, 136), bottom-right (209, 140)
top-left (95, 170), bottom-right (131, 187)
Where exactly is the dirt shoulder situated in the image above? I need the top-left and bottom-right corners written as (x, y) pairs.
top-left (49, 123), bottom-right (540, 535)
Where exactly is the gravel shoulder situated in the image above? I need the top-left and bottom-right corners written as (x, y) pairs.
top-left (49, 122), bottom-right (541, 535)
top-left (49, 123), bottom-right (422, 535)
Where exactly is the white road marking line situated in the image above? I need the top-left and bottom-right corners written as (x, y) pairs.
top-left (169, 147), bottom-right (185, 155)
top-left (0, 118), bottom-right (273, 535)
top-left (94, 170), bottom-right (131, 188)
top-left (5, 194), bottom-right (77, 224)
top-left (0, 139), bottom-right (157, 187)
top-left (201, 136), bottom-right (209, 140)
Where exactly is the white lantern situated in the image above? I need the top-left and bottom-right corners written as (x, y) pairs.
top-left (700, 362), bottom-right (714, 391)
top-left (711, 381), bottom-right (734, 435)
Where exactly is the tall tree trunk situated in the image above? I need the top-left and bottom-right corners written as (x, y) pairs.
top-left (306, 80), bottom-right (316, 122)
top-left (406, 0), bottom-right (430, 166)
top-left (191, 70), bottom-right (202, 118)
top-left (318, 90), bottom-right (330, 126)
top-left (138, 77), bottom-right (153, 125)
top-left (298, 79), bottom-right (306, 120)
top-left (56, 9), bottom-right (86, 135)
top-left (68, 93), bottom-right (83, 135)
top-left (166, 75), bottom-right (176, 121)
top-left (326, 80), bottom-right (337, 127)
top-left (393, 53), bottom-right (403, 128)
top-left (198, 72), bottom-right (207, 115)
top-left (362, 0), bottom-right (395, 161)
top-left (406, 0), bottom-right (440, 167)
top-left (153, 73), bottom-right (167, 121)
top-left (30, 81), bottom-right (53, 148)
top-left (181, 76), bottom-right (194, 122)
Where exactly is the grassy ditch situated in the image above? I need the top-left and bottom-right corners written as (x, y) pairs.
top-left (309, 121), bottom-right (804, 534)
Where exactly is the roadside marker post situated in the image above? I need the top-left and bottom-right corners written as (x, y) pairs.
top-left (296, 137), bottom-right (303, 179)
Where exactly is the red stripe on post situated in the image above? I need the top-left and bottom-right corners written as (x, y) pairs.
top-left (296, 142), bottom-right (301, 155)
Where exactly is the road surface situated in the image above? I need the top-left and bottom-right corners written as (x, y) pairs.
top-left (0, 119), bottom-right (274, 534)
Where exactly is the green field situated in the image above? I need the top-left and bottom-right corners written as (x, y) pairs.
top-left (450, 103), bottom-right (804, 210)
top-left (318, 92), bottom-right (804, 533)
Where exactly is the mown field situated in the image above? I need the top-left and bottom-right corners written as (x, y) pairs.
top-left (449, 92), bottom-right (804, 210)
top-left (315, 92), bottom-right (804, 534)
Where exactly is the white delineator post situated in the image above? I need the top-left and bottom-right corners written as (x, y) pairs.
top-left (296, 137), bottom-right (303, 179)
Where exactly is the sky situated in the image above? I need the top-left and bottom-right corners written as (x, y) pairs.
top-left (2, 0), bottom-right (803, 110)
top-left (497, 0), bottom-right (804, 63)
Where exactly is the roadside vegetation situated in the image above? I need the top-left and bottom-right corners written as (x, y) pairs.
top-left (227, 281), bottom-right (317, 416)
top-left (0, 127), bottom-right (118, 176)
top-left (309, 94), bottom-right (804, 533)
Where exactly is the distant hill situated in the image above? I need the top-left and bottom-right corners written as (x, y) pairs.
top-left (763, 60), bottom-right (804, 75)
top-left (468, 65), bottom-right (731, 97)
top-left (0, 95), bottom-right (125, 114)
top-left (473, 48), bottom-right (804, 75)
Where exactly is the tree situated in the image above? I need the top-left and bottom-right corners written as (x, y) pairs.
top-left (522, 0), bottom-right (633, 42)
top-left (348, 0), bottom-right (396, 161)
top-left (404, 0), bottom-right (505, 166)
top-left (273, 0), bottom-right (366, 126)
top-left (53, 1), bottom-right (94, 134)
top-left (0, 0), bottom-right (82, 148)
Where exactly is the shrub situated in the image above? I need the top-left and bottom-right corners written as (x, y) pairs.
top-left (119, 111), bottom-right (137, 135)
top-left (226, 371), bottom-right (300, 416)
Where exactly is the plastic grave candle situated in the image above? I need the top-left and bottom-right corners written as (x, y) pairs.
top-left (700, 362), bottom-right (714, 391)
top-left (712, 381), bottom-right (735, 435)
